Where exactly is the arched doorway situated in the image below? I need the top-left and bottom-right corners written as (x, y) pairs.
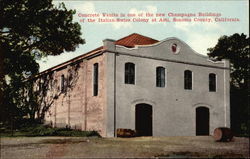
top-left (196, 107), bottom-right (209, 135)
top-left (135, 104), bottom-right (152, 136)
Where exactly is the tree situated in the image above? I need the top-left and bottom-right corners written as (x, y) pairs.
top-left (25, 63), bottom-right (81, 123)
top-left (0, 0), bottom-right (84, 127)
top-left (207, 33), bottom-right (249, 136)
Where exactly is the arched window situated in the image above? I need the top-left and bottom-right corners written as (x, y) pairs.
top-left (156, 67), bottom-right (165, 87)
top-left (184, 70), bottom-right (192, 90)
top-left (93, 63), bottom-right (99, 96)
top-left (209, 73), bottom-right (216, 92)
top-left (125, 62), bottom-right (135, 84)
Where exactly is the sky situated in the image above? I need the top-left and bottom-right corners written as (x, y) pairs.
top-left (38, 0), bottom-right (249, 72)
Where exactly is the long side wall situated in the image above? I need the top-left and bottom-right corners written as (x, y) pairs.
top-left (44, 54), bottom-right (106, 136)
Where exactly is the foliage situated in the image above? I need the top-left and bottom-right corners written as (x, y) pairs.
top-left (208, 33), bottom-right (249, 89)
top-left (207, 33), bottom-right (249, 136)
top-left (0, 124), bottom-right (101, 137)
top-left (0, 0), bottom-right (84, 127)
top-left (33, 63), bottom-right (80, 122)
top-left (230, 86), bottom-right (249, 137)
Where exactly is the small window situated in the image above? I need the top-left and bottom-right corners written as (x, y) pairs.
top-left (209, 73), bottom-right (216, 92)
top-left (184, 70), bottom-right (192, 90)
top-left (156, 67), bottom-right (165, 87)
top-left (172, 44), bottom-right (177, 53)
top-left (171, 43), bottom-right (180, 54)
top-left (125, 62), bottom-right (135, 84)
top-left (60, 75), bottom-right (65, 92)
top-left (93, 63), bottom-right (99, 96)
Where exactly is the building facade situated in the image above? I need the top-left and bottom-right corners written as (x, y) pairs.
top-left (39, 33), bottom-right (230, 137)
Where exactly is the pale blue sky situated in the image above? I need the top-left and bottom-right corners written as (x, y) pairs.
top-left (38, 0), bottom-right (249, 72)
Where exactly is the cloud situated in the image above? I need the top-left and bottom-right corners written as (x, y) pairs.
top-left (129, 5), bottom-right (157, 16)
top-left (146, 5), bottom-right (157, 13)
top-left (129, 5), bottom-right (165, 25)
top-left (112, 21), bottom-right (132, 30)
top-left (174, 21), bottom-right (222, 32)
top-left (79, 2), bottom-right (96, 13)
top-left (187, 33), bottom-right (220, 55)
top-left (69, 2), bottom-right (132, 30)
top-left (174, 20), bottom-right (223, 55)
top-left (38, 52), bottom-right (81, 71)
top-left (69, 2), bottom-right (161, 29)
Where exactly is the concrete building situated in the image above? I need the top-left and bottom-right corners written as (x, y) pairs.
top-left (38, 33), bottom-right (230, 137)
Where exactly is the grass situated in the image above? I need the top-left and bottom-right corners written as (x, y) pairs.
top-left (1, 136), bottom-right (249, 158)
top-left (0, 125), bottom-right (100, 137)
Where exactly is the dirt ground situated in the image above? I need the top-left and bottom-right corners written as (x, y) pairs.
top-left (0, 136), bottom-right (249, 158)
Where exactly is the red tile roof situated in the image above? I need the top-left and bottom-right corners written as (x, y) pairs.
top-left (115, 33), bottom-right (159, 48)
top-left (36, 33), bottom-right (159, 76)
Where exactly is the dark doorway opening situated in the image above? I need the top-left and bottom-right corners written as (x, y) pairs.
top-left (196, 107), bottom-right (209, 135)
top-left (135, 104), bottom-right (152, 136)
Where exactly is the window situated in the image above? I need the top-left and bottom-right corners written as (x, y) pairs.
top-left (60, 75), bottom-right (65, 92)
top-left (209, 73), bottom-right (216, 92)
top-left (156, 67), bottom-right (165, 87)
top-left (172, 43), bottom-right (177, 53)
top-left (93, 63), bottom-right (98, 96)
top-left (125, 62), bottom-right (135, 84)
top-left (184, 70), bottom-right (192, 90)
top-left (171, 43), bottom-right (180, 54)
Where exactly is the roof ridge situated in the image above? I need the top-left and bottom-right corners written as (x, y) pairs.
top-left (115, 33), bottom-right (159, 47)
top-left (115, 33), bottom-right (137, 42)
top-left (115, 33), bottom-right (158, 42)
top-left (37, 46), bottom-right (103, 76)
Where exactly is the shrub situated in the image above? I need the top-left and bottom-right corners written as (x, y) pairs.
top-left (52, 128), bottom-right (101, 137)
top-left (0, 124), bottom-right (101, 137)
top-left (29, 125), bottom-right (56, 136)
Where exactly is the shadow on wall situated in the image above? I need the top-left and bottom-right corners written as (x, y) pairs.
top-left (25, 62), bottom-right (81, 123)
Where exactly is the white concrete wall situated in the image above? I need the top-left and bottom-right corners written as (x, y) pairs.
top-left (105, 38), bottom-right (230, 137)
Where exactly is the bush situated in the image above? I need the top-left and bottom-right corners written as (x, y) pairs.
top-left (28, 125), bottom-right (56, 136)
top-left (0, 124), bottom-right (101, 137)
top-left (54, 129), bottom-right (101, 137)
